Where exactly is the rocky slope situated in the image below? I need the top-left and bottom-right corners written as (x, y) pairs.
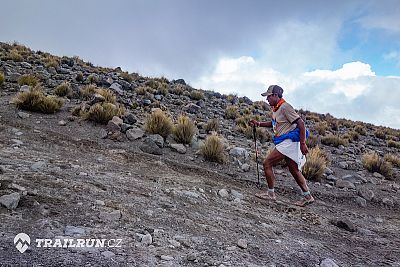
top-left (0, 42), bottom-right (399, 266)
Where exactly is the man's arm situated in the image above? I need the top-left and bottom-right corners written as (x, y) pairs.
top-left (258, 121), bottom-right (272, 127)
top-left (249, 120), bottom-right (272, 128)
top-left (295, 118), bottom-right (308, 155)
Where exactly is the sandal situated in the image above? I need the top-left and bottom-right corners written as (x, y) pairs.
top-left (294, 195), bottom-right (315, 207)
top-left (255, 192), bottom-right (276, 201)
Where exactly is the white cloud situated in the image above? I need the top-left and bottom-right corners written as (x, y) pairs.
top-left (194, 56), bottom-right (400, 129)
top-left (304, 61), bottom-right (375, 80)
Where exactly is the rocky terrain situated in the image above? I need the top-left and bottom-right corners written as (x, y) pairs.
top-left (0, 42), bottom-right (399, 267)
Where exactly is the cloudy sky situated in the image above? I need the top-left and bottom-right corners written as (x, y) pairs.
top-left (1, 0), bottom-right (400, 128)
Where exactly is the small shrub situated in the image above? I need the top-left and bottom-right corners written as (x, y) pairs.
top-left (144, 109), bottom-right (173, 139)
top-left (307, 114), bottom-right (321, 122)
top-left (306, 134), bottom-right (319, 148)
top-left (173, 84), bottom-right (185, 95)
top-left (54, 82), bottom-right (72, 97)
top-left (362, 152), bottom-right (393, 178)
top-left (145, 79), bottom-right (159, 89)
top-left (329, 120), bottom-right (339, 131)
top-left (321, 134), bottom-right (349, 147)
top-left (190, 90), bottom-right (204, 100)
top-left (83, 103), bottom-right (125, 124)
top-left (157, 83), bottom-right (169, 96)
top-left (173, 115), bottom-right (196, 144)
top-left (225, 105), bottom-right (238, 119)
top-left (14, 86), bottom-right (64, 113)
top-left (387, 140), bottom-right (400, 149)
top-left (135, 86), bottom-right (148, 95)
top-left (302, 146), bottom-right (329, 181)
top-left (18, 74), bottom-right (39, 87)
top-left (9, 49), bottom-right (23, 62)
top-left (200, 134), bottom-right (225, 163)
top-left (205, 119), bottom-right (219, 133)
top-left (120, 72), bottom-right (133, 82)
top-left (384, 154), bottom-right (400, 168)
top-left (96, 88), bottom-right (116, 104)
top-left (375, 130), bottom-right (387, 140)
top-left (354, 125), bottom-right (366, 135)
top-left (76, 72), bottom-right (84, 82)
top-left (0, 72), bottom-right (4, 86)
top-left (80, 84), bottom-right (97, 99)
top-left (314, 122), bottom-right (329, 135)
top-left (87, 74), bottom-right (98, 84)
top-left (44, 56), bottom-right (60, 69)
top-left (343, 131), bottom-right (359, 142)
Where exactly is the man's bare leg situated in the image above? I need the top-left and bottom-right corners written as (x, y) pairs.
top-left (255, 148), bottom-right (286, 200)
top-left (286, 158), bottom-right (315, 206)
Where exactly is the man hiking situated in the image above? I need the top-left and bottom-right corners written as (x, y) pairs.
top-left (249, 85), bottom-right (314, 207)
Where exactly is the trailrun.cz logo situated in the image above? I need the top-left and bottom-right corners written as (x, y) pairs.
top-left (14, 233), bottom-right (122, 253)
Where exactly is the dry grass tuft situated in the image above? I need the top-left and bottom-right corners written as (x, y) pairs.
top-left (302, 146), bottom-right (329, 181)
top-left (144, 109), bottom-right (173, 139)
top-left (200, 134), bottom-right (226, 163)
top-left (14, 86), bottom-right (64, 113)
top-left (362, 152), bottom-right (393, 179)
top-left (18, 74), bottom-right (39, 87)
top-left (173, 115), bottom-right (196, 144)
top-left (83, 103), bottom-right (125, 124)
top-left (54, 82), bottom-right (72, 97)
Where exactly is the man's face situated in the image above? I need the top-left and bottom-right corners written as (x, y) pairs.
top-left (266, 94), bottom-right (278, 106)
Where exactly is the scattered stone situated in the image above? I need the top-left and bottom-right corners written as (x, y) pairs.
top-left (320, 258), bottom-right (339, 267)
top-left (107, 120), bottom-right (121, 132)
top-left (120, 123), bottom-right (134, 133)
top-left (139, 233), bottom-right (152, 245)
top-left (230, 190), bottom-right (243, 200)
top-left (91, 93), bottom-right (106, 104)
top-left (31, 161), bottom-right (46, 171)
top-left (218, 189), bottom-right (229, 198)
top-left (373, 172), bottom-right (384, 179)
top-left (183, 103), bottom-right (201, 114)
top-left (148, 134), bottom-right (164, 148)
top-left (229, 147), bottom-right (249, 160)
top-left (241, 163), bottom-right (250, 172)
top-left (101, 250), bottom-right (115, 258)
top-left (338, 162), bottom-right (348, 169)
top-left (123, 113), bottom-right (137, 125)
top-left (140, 138), bottom-right (163, 155)
top-left (0, 166), bottom-right (4, 174)
top-left (109, 83), bottom-right (124, 94)
top-left (99, 210), bottom-right (122, 222)
top-left (126, 128), bottom-right (145, 140)
top-left (168, 239), bottom-right (181, 247)
top-left (8, 183), bottom-right (26, 192)
top-left (326, 174), bottom-right (338, 182)
top-left (11, 139), bottom-right (23, 146)
top-left (325, 168), bottom-right (334, 175)
top-left (355, 197), bottom-right (367, 207)
top-left (357, 188), bottom-right (374, 201)
top-left (17, 112), bottom-right (30, 119)
top-left (331, 218), bottom-right (356, 232)
top-left (58, 120), bottom-right (67, 126)
top-left (160, 255), bottom-right (174, 261)
top-left (143, 99), bottom-right (151, 106)
top-left (64, 226), bottom-right (85, 236)
top-left (20, 85), bottom-right (30, 92)
top-left (99, 129), bottom-right (108, 139)
top-left (95, 200), bottom-right (105, 206)
top-left (335, 179), bottom-right (355, 190)
top-left (0, 192), bottom-right (20, 210)
top-left (187, 253), bottom-right (197, 261)
top-left (111, 116), bottom-right (123, 126)
top-left (382, 197), bottom-right (394, 206)
top-left (237, 239), bottom-right (248, 249)
top-left (169, 143), bottom-right (187, 154)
